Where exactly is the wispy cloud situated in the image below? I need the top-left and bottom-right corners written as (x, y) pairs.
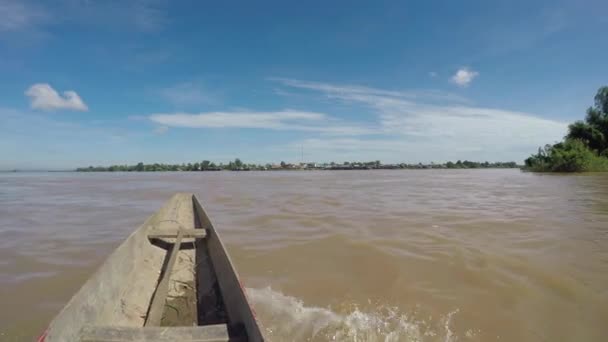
top-left (150, 110), bottom-right (324, 128)
top-left (25, 83), bottom-right (88, 111)
top-left (429, 71), bottom-right (438, 78)
top-left (270, 77), bottom-right (470, 104)
top-left (271, 78), bottom-right (568, 162)
top-left (149, 109), bottom-right (374, 135)
top-left (450, 67), bottom-right (478, 87)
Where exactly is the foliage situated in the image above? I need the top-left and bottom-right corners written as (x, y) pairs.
top-left (525, 139), bottom-right (608, 172)
top-left (442, 160), bottom-right (516, 169)
top-left (526, 86), bottom-right (608, 172)
top-left (565, 86), bottom-right (608, 155)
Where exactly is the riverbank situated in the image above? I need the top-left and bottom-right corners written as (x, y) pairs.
top-left (75, 160), bottom-right (520, 172)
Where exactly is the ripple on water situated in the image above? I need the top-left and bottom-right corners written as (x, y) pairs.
top-left (1, 170), bottom-right (608, 341)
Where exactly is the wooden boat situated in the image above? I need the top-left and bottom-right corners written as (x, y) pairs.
top-left (40, 193), bottom-right (265, 342)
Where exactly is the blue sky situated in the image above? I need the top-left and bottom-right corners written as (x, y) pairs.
top-left (1, 0), bottom-right (607, 169)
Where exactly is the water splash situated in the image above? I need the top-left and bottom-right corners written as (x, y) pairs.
top-left (246, 287), bottom-right (463, 342)
top-left (443, 309), bottom-right (459, 342)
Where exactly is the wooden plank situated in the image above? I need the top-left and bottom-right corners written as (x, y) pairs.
top-left (154, 194), bottom-right (198, 326)
top-left (148, 228), bottom-right (207, 239)
top-left (145, 229), bottom-right (185, 326)
top-left (80, 324), bottom-right (237, 342)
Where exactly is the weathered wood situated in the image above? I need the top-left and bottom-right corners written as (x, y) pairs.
top-left (80, 324), bottom-right (237, 342)
top-left (148, 228), bottom-right (207, 239)
top-left (155, 194), bottom-right (198, 326)
top-left (194, 199), bottom-right (265, 342)
top-left (43, 193), bottom-right (265, 342)
top-left (145, 228), bottom-right (185, 326)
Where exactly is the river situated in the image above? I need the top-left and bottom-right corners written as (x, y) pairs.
top-left (1, 170), bottom-right (607, 341)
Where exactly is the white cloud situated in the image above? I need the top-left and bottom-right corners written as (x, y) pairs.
top-left (149, 109), bottom-right (374, 135)
top-left (272, 78), bottom-right (568, 162)
top-left (150, 110), bottom-right (324, 128)
top-left (25, 84), bottom-right (88, 111)
top-left (377, 103), bottom-right (566, 147)
top-left (270, 77), bottom-right (470, 104)
top-left (450, 67), bottom-right (479, 87)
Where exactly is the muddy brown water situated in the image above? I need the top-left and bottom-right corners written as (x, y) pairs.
top-left (1, 170), bottom-right (607, 341)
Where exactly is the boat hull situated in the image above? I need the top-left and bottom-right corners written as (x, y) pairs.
top-left (42, 193), bottom-right (264, 342)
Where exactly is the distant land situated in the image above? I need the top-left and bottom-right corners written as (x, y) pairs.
top-left (75, 159), bottom-right (520, 172)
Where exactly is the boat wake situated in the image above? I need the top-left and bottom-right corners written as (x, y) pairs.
top-left (246, 287), bottom-right (463, 342)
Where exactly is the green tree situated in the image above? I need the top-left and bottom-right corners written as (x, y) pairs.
top-left (567, 120), bottom-right (605, 152)
top-left (595, 86), bottom-right (608, 114)
top-left (135, 162), bottom-right (144, 172)
top-left (566, 86), bottom-right (608, 154)
top-left (547, 140), bottom-right (597, 172)
top-left (526, 140), bottom-right (608, 172)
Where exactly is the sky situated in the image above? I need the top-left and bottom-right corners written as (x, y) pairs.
top-left (1, 0), bottom-right (607, 169)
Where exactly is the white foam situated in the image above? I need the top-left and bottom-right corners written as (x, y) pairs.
top-left (246, 287), bottom-right (463, 342)
top-left (443, 309), bottom-right (459, 342)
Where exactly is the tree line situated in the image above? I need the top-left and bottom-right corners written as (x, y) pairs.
top-left (525, 86), bottom-right (608, 172)
top-left (76, 159), bottom-right (519, 172)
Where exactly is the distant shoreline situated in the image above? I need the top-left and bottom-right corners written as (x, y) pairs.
top-left (2, 160), bottom-right (523, 173)
top-left (73, 160), bottom-right (521, 172)
top-left (2, 168), bottom-right (522, 173)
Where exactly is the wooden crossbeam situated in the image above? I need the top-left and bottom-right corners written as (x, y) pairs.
top-left (148, 228), bottom-right (207, 239)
